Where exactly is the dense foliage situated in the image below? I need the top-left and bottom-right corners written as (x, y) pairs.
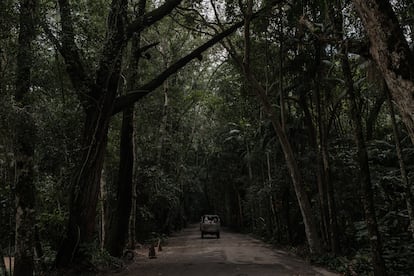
top-left (1, 0), bottom-right (414, 275)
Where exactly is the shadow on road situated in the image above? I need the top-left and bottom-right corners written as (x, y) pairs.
top-left (102, 224), bottom-right (339, 276)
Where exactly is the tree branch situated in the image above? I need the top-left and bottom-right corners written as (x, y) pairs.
top-left (298, 15), bottom-right (370, 58)
top-left (56, 0), bottom-right (93, 108)
top-left (127, 0), bottom-right (182, 39)
top-left (93, 0), bottom-right (128, 100)
top-left (137, 42), bottom-right (159, 58)
top-left (112, 19), bottom-right (245, 115)
top-left (41, 19), bottom-right (61, 51)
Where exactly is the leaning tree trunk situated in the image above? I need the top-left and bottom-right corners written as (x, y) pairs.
top-left (14, 0), bottom-right (38, 275)
top-left (249, 73), bottom-right (322, 254)
top-left (352, 0), bottom-right (414, 144)
top-left (341, 47), bottom-right (387, 276)
top-left (240, 0), bottom-right (322, 254)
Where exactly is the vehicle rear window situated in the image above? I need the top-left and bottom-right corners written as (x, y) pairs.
top-left (203, 216), bottom-right (219, 223)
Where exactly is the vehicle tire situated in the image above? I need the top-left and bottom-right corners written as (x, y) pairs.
top-left (217, 232), bottom-right (220, 239)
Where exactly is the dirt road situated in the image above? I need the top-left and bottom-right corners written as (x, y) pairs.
top-left (112, 225), bottom-right (339, 276)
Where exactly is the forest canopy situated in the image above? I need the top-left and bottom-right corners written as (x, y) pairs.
top-left (1, 0), bottom-right (414, 275)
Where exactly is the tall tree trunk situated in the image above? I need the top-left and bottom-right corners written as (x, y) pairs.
top-left (57, 18), bottom-right (128, 264)
top-left (105, 41), bottom-right (136, 258)
top-left (106, 1), bottom-right (146, 257)
top-left (128, 173), bottom-right (137, 249)
top-left (56, 106), bottom-right (113, 267)
top-left (14, 0), bottom-right (38, 275)
top-left (156, 80), bottom-right (169, 178)
top-left (352, 0), bottom-right (414, 144)
top-left (34, 225), bottom-right (46, 272)
top-left (314, 45), bottom-right (340, 254)
top-left (301, 79), bottom-right (340, 254)
top-left (99, 168), bottom-right (106, 250)
top-left (105, 105), bottom-right (135, 257)
top-left (300, 91), bottom-right (329, 247)
top-left (283, 185), bottom-right (292, 244)
top-left (385, 86), bottom-right (414, 238)
top-left (278, 17), bottom-right (286, 131)
top-left (239, 0), bottom-right (322, 254)
top-left (314, 85), bottom-right (330, 250)
top-left (341, 47), bottom-right (387, 276)
top-left (156, 42), bottom-right (170, 191)
top-left (321, 133), bottom-right (340, 254)
top-left (0, 246), bottom-right (8, 276)
top-left (266, 152), bottom-right (276, 233)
